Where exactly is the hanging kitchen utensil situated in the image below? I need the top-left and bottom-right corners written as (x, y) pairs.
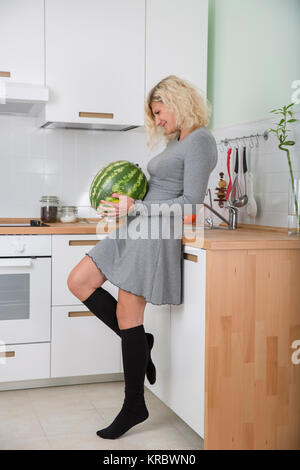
top-left (231, 146), bottom-right (248, 207)
top-left (246, 146), bottom-right (257, 218)
top-left (225, 147), bottom-right (232, 201)
top-left (242, 145), bottom-right (248, 196)
top-left (230, 147), bottom-right (240, 204)
top-left (214, 172), bottom-right (227, 207)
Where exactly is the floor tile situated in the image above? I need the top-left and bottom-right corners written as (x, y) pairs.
top-left (0, 405), bottom-right (46, 441)
top-left (36, 407), bottom-right (106, 438)
top-left (27, 384), bottom-right (94, 415)
top-left (0, 382), bottom-right (204, 450)
top-left (0, 436), bottom-right (51, 450)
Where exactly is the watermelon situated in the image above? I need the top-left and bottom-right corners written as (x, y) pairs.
top-left (89, 160), bottom-right (148, 211)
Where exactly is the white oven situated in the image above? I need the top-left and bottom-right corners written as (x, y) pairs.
top-left (0, 235), bottom-right (51, 345)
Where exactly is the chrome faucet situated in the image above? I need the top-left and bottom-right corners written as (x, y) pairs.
top-left (204, 189), bottom-right (238, 230)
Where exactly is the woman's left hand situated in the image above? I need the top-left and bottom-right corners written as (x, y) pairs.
top-left (99, 193), bottom-right (135, 217)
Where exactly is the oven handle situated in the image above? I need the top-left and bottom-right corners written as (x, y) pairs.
top-left (0, 258), bottom-right (32, 267)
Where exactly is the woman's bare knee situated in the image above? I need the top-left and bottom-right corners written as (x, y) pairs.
top-left (67, 255), bottom-right (107, 301)
top-left (116, 289), bottom-right (146, 330)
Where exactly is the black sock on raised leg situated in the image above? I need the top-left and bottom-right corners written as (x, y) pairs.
top-left (97, 324), bottom-right (149, 439)
top-left (82, 287), bottom-right (156, 384)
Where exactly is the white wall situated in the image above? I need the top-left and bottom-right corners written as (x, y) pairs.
top-left (0, 114), bottom-right (299, 227)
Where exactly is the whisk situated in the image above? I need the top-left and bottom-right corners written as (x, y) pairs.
top-left (230, 147), bottom-right (248, 207)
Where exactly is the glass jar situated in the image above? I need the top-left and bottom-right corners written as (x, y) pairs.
top-left (40, 196), bottom-right (60, 223)
top-left (59, 206), bottom-right (78, 223)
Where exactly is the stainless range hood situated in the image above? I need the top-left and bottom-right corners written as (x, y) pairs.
top-left (0, 81), bottom-right (49, 117)
top-left (37, 110), bottom-right (140, 131)
top-left (40, 122), bottom-right (139, 131)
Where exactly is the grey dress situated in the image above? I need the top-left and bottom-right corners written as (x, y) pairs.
top-left (86, 126), bottom-right (218, 305)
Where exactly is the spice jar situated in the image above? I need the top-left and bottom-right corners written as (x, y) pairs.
top-left (40, 196), bottom-right (60, 223)
top-left (59, 206), bottom-right (78, 223)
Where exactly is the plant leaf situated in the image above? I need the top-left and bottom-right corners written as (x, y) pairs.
top-left (287, 119), bottom-right (297, 123)
top-left (283, 141), bottom-right (295, 146)
top-left (286, 102), bottom-right (295, 109)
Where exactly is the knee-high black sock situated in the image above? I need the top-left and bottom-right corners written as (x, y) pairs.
top-left (82, 287), bottom-right (156, 385)
top-left (97, 324), bottom-right (149, 439)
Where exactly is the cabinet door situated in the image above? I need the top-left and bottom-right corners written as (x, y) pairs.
top-left (170, 246), bottom-right (206, 438)
top-left (51, 305), bottom-right (121, 377)
top-left (0, 343), bottom-right (50, 383)
top-left (52, 234), bottom-right (118, 306)
top-left (146, 0), bottom-right (208, 95)
top-left (143, 303), bottom-right (171, 399)
top-left (0, 0), bottom-right (44, 84)
top-left (44, 0), bottom-right (145, 126)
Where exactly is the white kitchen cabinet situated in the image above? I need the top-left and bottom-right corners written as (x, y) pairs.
top-left (52, 234), bottom-right (118, 306)
top-left (40, 0), bottom-right (145, 127)
top-left (143, 303), bottom-right (171, 394)
top-left (0, 343), bottom-right (50, 383)
top-left (51, 305), bottom-right (121, 378)
top-left (0, 0), bottom-right (44, 84)
top-left (169, 246), bottom-right (206, 438)
top-left (51, 234), bottom-right (121, 378)
top-left (146, 0), bottom-right (208, 95)
top-left (145, 245), bottom-right (206, 438)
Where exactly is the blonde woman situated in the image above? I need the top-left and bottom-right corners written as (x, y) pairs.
top-left (67, 75), bottom-right (217, 439)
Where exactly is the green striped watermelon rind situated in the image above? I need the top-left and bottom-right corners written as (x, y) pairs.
top-left (89, 160), bottom-right (148, 211)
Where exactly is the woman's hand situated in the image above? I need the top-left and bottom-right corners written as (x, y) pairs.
top-left (99, 193), bottom-right (135, 218)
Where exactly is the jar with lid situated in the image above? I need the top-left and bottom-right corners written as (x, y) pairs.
top-left (59, 206), bottom-right (78, 223)
top-left (40, 196), bottom-right (60, 223)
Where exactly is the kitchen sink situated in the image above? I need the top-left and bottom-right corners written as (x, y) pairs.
top-left (184, 224), bottom-right (231, 230)
top-left (204, 226), bottom-right (230, 230)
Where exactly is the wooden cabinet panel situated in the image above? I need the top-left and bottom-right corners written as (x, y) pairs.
top-left (204, 249), bottom-right (300, 450)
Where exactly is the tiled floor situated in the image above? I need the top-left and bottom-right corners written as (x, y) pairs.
top-left (0, 382), bottom-right (204, 450)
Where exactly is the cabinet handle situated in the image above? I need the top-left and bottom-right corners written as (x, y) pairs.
top-left (69, 240), bottom-right (99, 246)
top-left (68, 311), bottom-right (94, 317)
top-left (0, 351), bottom-right (15, 358)
top-left (0, 71), bottom-right (11, 77)
top-left (183, 253), bottom-right (198, 263)
top-left (79, 112), bottom-right (114, 119)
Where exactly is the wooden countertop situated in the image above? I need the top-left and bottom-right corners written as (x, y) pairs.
top-left (1, 218), bottom-right (300, 250)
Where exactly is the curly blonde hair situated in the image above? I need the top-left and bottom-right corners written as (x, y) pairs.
top-left (145, 75), bottom-right (211, 149)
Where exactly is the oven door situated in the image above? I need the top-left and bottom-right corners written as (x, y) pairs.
top-left (0, 257), bottom-right (51, 345)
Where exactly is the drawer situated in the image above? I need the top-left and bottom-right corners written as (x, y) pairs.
top-left (0, 235), bottom-right (51, 256)
top-left (52, 234), bottom-right (118, 305)
top-left (0, 342), bottom-right (50, 382)
top-left (51, 305), bottom-right (122, 378)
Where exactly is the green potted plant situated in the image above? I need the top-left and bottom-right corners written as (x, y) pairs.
top-left (268, 103), bottom-right (299, 234)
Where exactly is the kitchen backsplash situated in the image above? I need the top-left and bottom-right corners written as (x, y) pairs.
top-left (0, 113), bottom-right (299, 226)
top-left (0, 115), bottom-right (153, 219)
top-left (210, 112), bottom-right (300, 227)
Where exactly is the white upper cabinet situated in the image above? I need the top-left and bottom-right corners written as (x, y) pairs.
top-left (145, 0), bottom-right (208, 97)
top-left (41, 0), bottom-right (145, 127)
top-left (0, 0), bottom-right (45, 84)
